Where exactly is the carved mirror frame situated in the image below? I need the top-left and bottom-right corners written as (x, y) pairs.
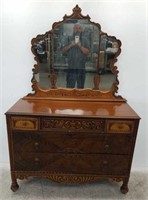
top-left (26, 5), bottom-right (125, 102)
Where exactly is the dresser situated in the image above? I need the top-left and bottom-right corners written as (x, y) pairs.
top-left (6, 98), bottom-right (140, 193)
top-left (5, 5), bottom-right (140, 194)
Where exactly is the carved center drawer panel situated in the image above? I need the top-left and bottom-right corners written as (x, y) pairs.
top-left (106, 120), bottom-right (135, 133)
top-left (13, 132), bottom-right (132, 155)
top-left (40, 117), bottom-right (105, 133)
top-left (11, 117), bottom-right (38, 131)
top-left (14, 152), bottom-right (129, 175)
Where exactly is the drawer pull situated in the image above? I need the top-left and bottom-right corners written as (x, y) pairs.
top-left (103, 160), bottom-right (108, 165)
top-left (104, 144), bottom-right (110, 150)
top-left (34, 158), bottom-right (40, 165)
top-left (34, 142), bottom-right (40, 150)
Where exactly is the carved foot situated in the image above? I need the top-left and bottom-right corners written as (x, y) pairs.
top-left (120, 182), bottom-right (129, 194)
top-left (11, 181), bottom-right (19, 192)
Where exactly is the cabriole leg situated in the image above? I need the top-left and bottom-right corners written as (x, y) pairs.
top-left (120, 177), bottom-right (129, 194)
top-left (11, 174), bottom-right (19, 192)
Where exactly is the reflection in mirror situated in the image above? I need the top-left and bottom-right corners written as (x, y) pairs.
top-left (33, 32), bottom-right (119, 91)
top-left (33, 33), bottom-right (52, 89)
top-left (98, 34), bottom-right (119, 90)
top-left (99, 35), bottom-right (119, 74)
top-left (53, 19), bottom-right (100, 89)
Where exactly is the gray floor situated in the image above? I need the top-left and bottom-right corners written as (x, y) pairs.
top-left (0, 165), bottom-right (148, 200)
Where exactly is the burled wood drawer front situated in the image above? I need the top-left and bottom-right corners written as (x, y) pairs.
top-left (40, 117), bottom-right (105, 133)
top-left (11, 117), bottom-right (38, 130)
top-left (13, 132), bottom-right (132, 155)
top-left (14, 152), bottom-right (129, 175)
top-left (106, 120), bottom-right (135, 133)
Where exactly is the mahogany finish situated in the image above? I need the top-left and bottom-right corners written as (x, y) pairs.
top-left (6, 99), bottom-right (140, 193)
top-left (5, 5), bottom-right (140, 195)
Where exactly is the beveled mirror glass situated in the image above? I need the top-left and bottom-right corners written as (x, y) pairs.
top-left (29, 5), bottom-right (121, 100)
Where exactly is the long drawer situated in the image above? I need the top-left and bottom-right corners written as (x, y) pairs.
top-left (13, 152), bottom-right (129, 175)
top-left (12, 132), bottom-right (132, 154)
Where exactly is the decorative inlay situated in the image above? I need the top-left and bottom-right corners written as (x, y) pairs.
top-left (12, 117), bottom-right (38, 130)
top-left (107, 120), bottom-right (135, 133)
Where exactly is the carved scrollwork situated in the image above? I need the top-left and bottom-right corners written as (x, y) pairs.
top-left (111, 177), bottom-right (124, 182)
top-left (26, 86), bottom-right (125, 101)
top-left (13, 171), bottom-right (126, 184)
top-left (41, 118), bottom-right (105, 132)
top-left (46, 174), bottom-right (99, 184)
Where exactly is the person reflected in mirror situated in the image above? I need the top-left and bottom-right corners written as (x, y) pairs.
top-left (62, 23), bottom-right (89, 89)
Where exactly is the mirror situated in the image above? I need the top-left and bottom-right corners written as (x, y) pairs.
top-left (53, 19), bottom-right (100, 89)
top-left (30, 5), bottom-right (121, 99)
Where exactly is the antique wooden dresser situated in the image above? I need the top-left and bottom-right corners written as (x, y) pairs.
top-left (5, 5), bottom-right (140, 194)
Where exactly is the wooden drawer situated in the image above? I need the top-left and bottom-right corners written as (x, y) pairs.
top-left (14, 152), bottom-right (129, 175)
top-left (40, 117), bottom-right (105, 133)
top-left (106, 120), bottom-right (135, 134)
top-left (11, 117), bottom-right (38, 131)
top-left (13, 132), bottom-right (132, 155)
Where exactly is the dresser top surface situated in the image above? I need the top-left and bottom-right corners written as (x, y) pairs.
top-left (5, 98), bottom-right (140, 119)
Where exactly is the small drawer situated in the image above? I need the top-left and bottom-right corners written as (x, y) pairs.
top-left (11, 117), bottom-right (38, 130)
top-left (106, 120), bottom-right (135, 134)
top-left (40, 117), bottom-right (105, 133)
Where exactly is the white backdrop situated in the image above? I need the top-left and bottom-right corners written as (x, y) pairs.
top-left (1, 0), bottom-right (148, 169)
